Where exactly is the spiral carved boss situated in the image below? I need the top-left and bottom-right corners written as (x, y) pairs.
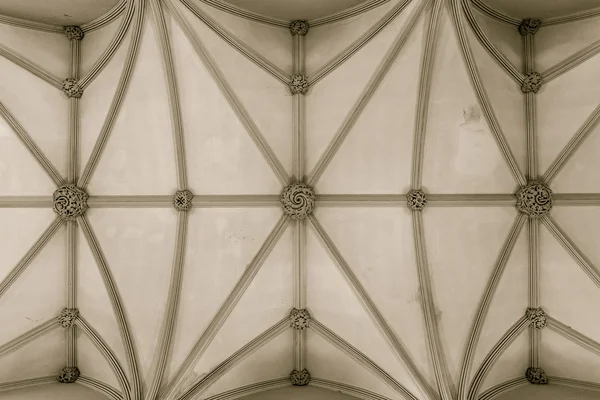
top-left (280, 183), bottom-right (315, 219)
top-left (52, 185), bottom-right (89, 220)
top-left (515, 182), bottom-right (553, 217)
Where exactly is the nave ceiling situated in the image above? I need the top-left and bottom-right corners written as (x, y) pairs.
top-left (1, 0), bottom-right (600, 400)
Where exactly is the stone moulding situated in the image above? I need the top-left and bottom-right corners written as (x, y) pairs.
top-left (525, 367), bottom-right (548, 385)
top-left (64, 25), bottom-right (84, 40)
top-left (290, 369), bottom-right (310, 386)
top-left (173, 190), bottom-right (194, 211)
top-left (515, 182), bottom-right (553, 217)
top-left (406, 189), bottom-right (427, 211)
top-left (289, 74), bottom-right (309, 95)
top-left (526, 307), bottom-right (547, 329)
top-left (521, 72), bottom-right (542, 93)
top-left (289, 308), bottom-right (310, 330)
top-left (58, 367), bottom-right (80, 383)
top-left (52, 185), bottom-right (89, 220)
top-left (62, 78), bottom-right (84, 98)
top-left (280, 183), bottom-right (315, 219)
top-left (290, 20), bottom-right (309, 36)
top-left (58, 308), bottom-right (79, 328)
top-left (519, 19), bottom-right (541, 36)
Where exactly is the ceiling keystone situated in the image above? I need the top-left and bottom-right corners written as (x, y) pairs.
top-left (290, 369), bottom-right (310, 386)
top-left (290, 74), bottom-right (308, 95)
top-left (289, 308), bottom-right (310, 330)
top-left (407, 189), bottom-right (428, 211)
top-left (58, 308), bottom-right (79, 328)
top-left (515, 182), bottom-right (553, 217)
top-left (290, 20), bottom-right (309, 36)
top-left (518, 19), bottom-right (541, 36)
top-left (521, 72), bottom-right (542, 93)
top-left (525, 367), bottom-right (548, 385)
top-left (280, 183), bottom-right (315, 220)
top-left (52, 185), bottom-right (89, 220)
top-left (173, 189), bottom-right (194, 212)
top-left (62, 78), bottom-right (83, 98)
top-left (526, 307), bottom-right (547, 329)
top-left (57, 367), bottom-right (80, 383)
top-left (64, 26), bottom-right (84, 41)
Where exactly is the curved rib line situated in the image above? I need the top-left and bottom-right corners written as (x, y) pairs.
top-left (79, 215), bottom-right (141, 400)
top-left (0, 44), bottom-right (63, 89)
top-left (307, 0), bottom-right (428, 186)
top-left (461, 0), bottom-right (523, 84)
top-left (308, 0), bottom-right (412, 86)
top-left (0, 100), bottom-right (64, 186)
top-left (204, 379), bottom-right (289, 400)
top-left (78, 0), bottom-right (144, 188)
top-left (542, 38), bottom-right (600, 84)
top-left (197, 0), bottom-right (288, 27)
top-left (477, 377), bottom-right (528, 400)
top-left (165, 0), bottom-right (289, 185)
top-left (145, 212), bottom-right (188, 400)
top-left (161, 215), bottom-right (290, 400)
top-left (312, 378), bottom-right (396, 400)
top-left (77, 316), bottom-right (132, 400)
top-left (450, 0), bottom-right (526, 186)
top-left (467, 317), bottom-right (529, 400)
top-left (541, 215), bottom-right (600, 288)
top-left (79, 0), bottom-right (135, 90)
top-left (78, 376), bottom-right (124, 400)
top-left (411, 0), bottom-right (444, 188)
top-left (413, 211), bottom-right (454, 400)
top-left (310, 0), bottom-right (391, 27)
top-left (181, 0), bottom-right (290, 84)
top-left (469, 0), bottom-right (520, 26)
top-left (308, 215), bottom-right (436, 400)
top-left (0, 317), bottom-right (58, 358)
top-left (543, 102), bottom-right (600, 183)
top-left (82, 0), bottom-right (128, 32)
top-left (0, 376), bottom-right (56, 392)
top-left (0, 14), bottom-right (62, 33)
top-left (457, 213), bottom-right (527, 400)
top-left (175, 319), bottom-right (289, 400)
top-left (0, 217), bottom-right (65, 300)
top-left (542, 6), bottom-right (600, 25)
top-left (548, 317), bottom-right (600, 357)
top-left (151, 0), bottom-right (188, 189)
top-left (312, 319), bottom-right (420, 400)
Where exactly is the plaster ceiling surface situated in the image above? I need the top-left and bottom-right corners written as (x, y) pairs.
top-left (1, 1), bottom-right (600, 400)
top-left (483, 0), bottom-right (600, 20)
top-left (219, 0), bottom-right (371, 21)
top-left (0, 0), bottom-right (121, 26)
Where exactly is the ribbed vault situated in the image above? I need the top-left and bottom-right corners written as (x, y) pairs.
top-left (1, 0), bottom-right (600, 400)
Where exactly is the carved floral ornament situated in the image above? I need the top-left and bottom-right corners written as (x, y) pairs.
top-left (526, 307), bottom-right (547, 329)
top-left (290, 74), bottom-right (309, 95)
top-left (289, 308), bottom-right (311, 330)
top-left (521, 72), bottom-right (542, 94)
top-left (58, 308), bottom-right (79, 328)
top-left (52, 185), bottom-right (89, 220)
top-left (64, 25), bottom-right (84, 41)
top-left (290, 369), bottom-right (310, 386)
top-left (289, 20), bottom-right (309, 36)
top-left (515, 182), bottom-right (553, 217)
top-left (526, 367), bottom-right (548, 385)
top-left (518, 19), bottom-right (541, 36)
top-left (173, 189), bottom-right (194, 211)
top-left (280, 182), bottom-right (315, 219)
top-left (406, 189), bottom-right (427, 211)
top-left (62, 78), bottom-right (83, 98)
top-left (58, 367), bottom-right (80, 383)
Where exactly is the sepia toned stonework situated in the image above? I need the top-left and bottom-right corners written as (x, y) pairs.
top-left (281, 183), bottom-right (315, 219)
top-left (521, 72), bottom-right (542, 93)
top-left (407, 189), bottom-right (428, 211)
top-left (526, 367), bottom-right (548, 385)
top-left (62, 78), bottom-right (83, 98)
top-left (58, 308), bottom-right (79, 328)
top-left (57, 367), bottom-right (80, 383)
top-left (289, 308), bottom-right (311, 330)
top-left (64, 25), bottom-right (84, 41)
top-left (52, 185), bottom-right (89, 220)
top-left (515, 182), bottom-right (553, 217)
top-left (290, 20), bottom-right (309, 36)
top-left (173, 189), bottom-right (194, 211)
top-left (290, 369), bottom-right (310, 386)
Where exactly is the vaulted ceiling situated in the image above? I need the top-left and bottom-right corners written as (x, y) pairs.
top-left (1, 1), bottom-right (600, 400)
